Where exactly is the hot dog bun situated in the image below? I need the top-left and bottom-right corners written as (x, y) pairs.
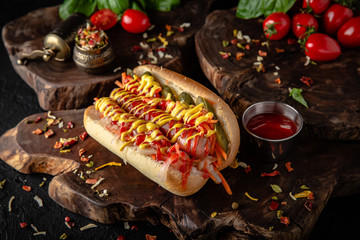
top-left (133, 65), bottom-right (240, 170)
top-left (84, 105), bottom-right (208, 196)
top-left (84, 65), bottom-right (240, 196)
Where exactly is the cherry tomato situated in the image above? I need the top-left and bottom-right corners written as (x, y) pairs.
top-left (263, 12), bottom-right (291, 40)
top-left (337, 17), bottom-right (360, 48)
top-left (292, 13), bottom-right (319, 39)
top-left (305, 33), bottom-right (341, 61)
top-left (90, 9), bottom-right (118, 31)
top-left (121, 9), bottom-right (151, 34)
top-left (302, 0), bottom-right (331, 14)
top-left (323, 4), bottom-right (353, 36)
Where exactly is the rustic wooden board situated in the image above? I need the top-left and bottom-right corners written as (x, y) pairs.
top-left (1, 110), bottom-right (360, 239)
top-left (1, 1), bottom-right (212, 111)
top-left (195, 9), bottom-right (360, 141)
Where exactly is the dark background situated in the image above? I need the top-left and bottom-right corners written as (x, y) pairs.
top-left (1, 1), bottom-right (359, 239)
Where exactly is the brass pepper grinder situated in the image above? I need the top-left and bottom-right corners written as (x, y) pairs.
top-left (17, 12), bottom-right (89, 65)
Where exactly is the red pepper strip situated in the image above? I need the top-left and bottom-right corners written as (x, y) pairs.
top-left (261, 170), bottom-right (280, 177)
top-left (285, 162), bottom-right (294, 172)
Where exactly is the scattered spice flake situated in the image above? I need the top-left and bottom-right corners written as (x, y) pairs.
top-left (229, 159), bottom-right (238, 168)
top-left (231, 202), bottom-right (239, 210)
top-left (35, 116), bottom-right (42, 123)
top-left (245, 44), bottom-right (250, 50)
top-left (258, 50), bottom-right (267, 56)
top-left (34, 195), bottom-right (43, 207)
top-left (20, 222), bottom-right (27, 228)
top-left (67, 121), bottom-right (74, 129)
top-left (47, 111), bottom-right (56, 119)
top-left (65, 221), bottom-right (72, 229)
top-left (80, 156), bottom-right (89, 162)
top-left (245, 192), bottom-right (258, 201)
top-left (300, 184), bottom-right (310, 190)
top-left (275, 48), bottom-right (285, 53)
top-left (275, 78), bottom-right (281, 84)
top-left (304, 200), bottom-right (313, 211)
top-left (261, 170), bottom-right (280, 177)
top-left (230, 39), bottom-right (237, 45)
top-left (91, 177), bottom-right (105, 189)
top-left (22, 185), bottom-right (31, 192)
top-left (95, 162), bottom-right (122, 171)
top-left (60, 233), bottom-right (68, 239)
top-left (79, 131), bottom-right (88, 140)
top-left (117, 235), bottom-right (125, 240)
top-left (33, 231), bottom-right (46, 236)
top-left (79, 148), bottom-right (86, 157)
top-left (294, 190), bottom-right (312, 199)
top-left (244, 165), bottom-right (252, 174)
top-left (99, 189), bottom-right (109, 197)
top-left (211, 212), bottom-right (217, 217)
top-left (269, 226), bottom-right (274, 231)
top-left (287, 38), bottom-right (297, 45)
top-left (219, 51), bottom-right (231, 59)
top-left (289, 192), bottom-right (297, 201)
top-left (281, 201), bottom-right (288, 205)
top-left (300, 76), bottom-right (314, 87)
top-left (236, 42), bottom-right (245, 49)
top-left (0, 179), bottom-right (6, 189)
top-left (44, 129), bottom-right (55, 138)
top-left (222, 40), bottom-right (229, 47)
top-left (131, 225), bottom-right (139, 231)
top-left (256, 63), bottom-right (265, 72)
top-left (8, 196), bottom-right (15, 212)
top-left (272, 163), bottom-right (278, 170)
top-left (236, 52), bottom-right (245, 60)
top-left (85, 178), bottom-right (98, 185)
top-left (269, 201), bottom-right (279, 211)
top-left (32, 129), bottom-right (43, 135)
top-left (146, 234), bottom-right (157, 240)
top-left (80, 223), bottom-right (97, 231)
top-left (86, 161), bottom-right (94, 168)
top-left (276, 210), bottom-right (284, 219)
top-left (54, 141), bottom-right (63, 149)
top-left (307, 192), bottom-right (315, 200)
top-left (285, 162), bottom-right (294, 172)
top-left (270, 184), bottom-right (282, 193)
top-left (60, 149), bottom-right (71, 153)
top-left (280, 216), bottom-right (290, 226)
top-left (124, 222), bottom-right (130, 230)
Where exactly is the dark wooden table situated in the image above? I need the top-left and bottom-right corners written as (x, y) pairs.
top-left (1, 1), bottom-right (360, 240)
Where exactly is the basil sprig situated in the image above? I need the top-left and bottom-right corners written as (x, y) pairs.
top-left (236, 0), bottom-right (296, 19)
top-left (60, 0), bottom-right (181, 20)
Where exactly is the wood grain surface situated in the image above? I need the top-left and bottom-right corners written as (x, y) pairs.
top-left (1, 0), bottom-right (213, 111)
top-left (195, 9), bottom-right (360, 141)
top-left (1, 109), bottom-right (359, 239)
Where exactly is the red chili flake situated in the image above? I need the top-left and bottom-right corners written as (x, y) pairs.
top-left (131, 225), bottom-right (138, 231)
top-left (280, 216), bottom-right (290, 226)
top-left (165, 24), bottom-right (172, 31)
top-left (65, 216), bottom-right (71, 222)
top-left (22, 185), bottom-right (31, 192)
top-left (219, 52), bottom-right (231, 59)
top-left (269, 201), bottom-right (279, 211)
top-left (131, 45), bottom-right (142, 52)
top-left (304, 200), bottom-right (313, 211)
top-left (236, 52), bottom-right (245, 61)
top-left (261, 170), bottom-right (280, 177)
top-left (145, 234), bottom-right (157, 240)
top-left (178, 27), bottom-right (184, 32)
top-left (79, 132), bottom-right (88, 140)
top-left (54, 141), bottom-right (63, 149)
top-left (85, 178), bottom-right (98, 185)
top-left (80, 157), bottom-right (90, 162)
top-left (275, 48), bottom-right (285, 53)
top-left (281, 201), bottom-right (288, 205)
top-left (35, 116), bottom-right (42, 123)
top-left (258, 50), bottom-right (267, 56)
top-left (156, 47), bottom-right (166, 52)
top-left (44, 129), bottom-right (55, 138)
top-left (79, 148), bottom-right (86, 157)
top-left (300, 76), bottom-right (314, 87)
top-left (62, 139), bottom-right (77, 149)
top-left (245, 44), bottom-right (250, 50)
top-left (230, 39), bottom-right (237, 45)
top-left (70, 222), bottom-right (75, 228)
top-left (307, 192), bottom-right (315, 200)
top-left (244, 165), bottom-right (251, 173)
top-left (19, 222), bottom-right (27, 228)
top-left (67, 121), bottom-right (74, 129)
top-left (275, 78), bottom-right (281, 84)
top-left (285, 162), bottom-right (294, 172)
top-left (117, 236), bottom-right (125, 240)
top-left (287, 38), bottom-right (297, 45)
top-left (32, 129), bottom-right (43, 135)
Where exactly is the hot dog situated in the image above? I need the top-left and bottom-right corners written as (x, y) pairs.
top-left (83, 65), bottom-right (240, 196)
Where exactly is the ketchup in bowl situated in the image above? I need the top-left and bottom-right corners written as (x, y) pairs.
top-left (246, 113), bottom-right (297, 140)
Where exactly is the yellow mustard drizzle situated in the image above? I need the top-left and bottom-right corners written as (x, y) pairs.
top-left (95, 97), bottom-right (168, 152)
top-left (115, 74), bottom-right (217, 146)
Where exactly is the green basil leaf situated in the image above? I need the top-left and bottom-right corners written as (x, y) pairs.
top-left (236, 0), bottom-right (263, 19)
top-left (97, 0), bottom-right (130, 14)
top-left (236, 0), bottom-right (296, 19)
top-left (146, 0), bottom-right (181, 11)
top-left (289, 88), bottom-right (308, 108)
top-left (59, 0), bottom-right (97, 20)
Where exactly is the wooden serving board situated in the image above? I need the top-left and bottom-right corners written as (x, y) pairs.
top-left (1, 110), bottom-right (360, 239)
top-left (195, 9), bottom-right (360, 141)
top-left (1, 0), bottom-right (212, 111)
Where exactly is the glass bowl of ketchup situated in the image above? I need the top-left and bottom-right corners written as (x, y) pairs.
top-left (242, 101), bottom-right (303, 161)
